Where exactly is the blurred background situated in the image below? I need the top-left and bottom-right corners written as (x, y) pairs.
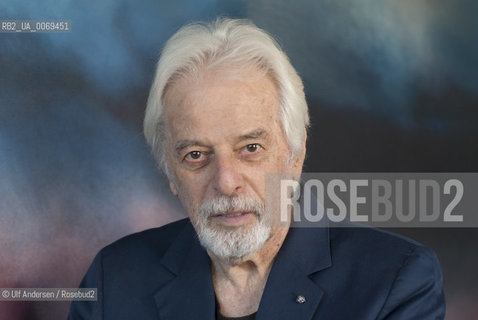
top-left (0, 0), bottom-right (477, 319)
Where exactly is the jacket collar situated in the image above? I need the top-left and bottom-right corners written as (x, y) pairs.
top-left (154, 217), bottom-right (331, 320)
top-left (153, 222), bottom-right (216, 319)
top-left (256, 223), bottom-right (331, 319)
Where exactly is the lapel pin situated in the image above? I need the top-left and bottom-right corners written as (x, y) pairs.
top-left (296, 295), bottom-right (306, 304)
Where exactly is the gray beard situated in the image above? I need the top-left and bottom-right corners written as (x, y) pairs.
top-left (191, 195), bottom-right (271, 261)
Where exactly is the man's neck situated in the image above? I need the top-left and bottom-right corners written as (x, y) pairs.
top-left (208, 226), bottom-right (289, 317)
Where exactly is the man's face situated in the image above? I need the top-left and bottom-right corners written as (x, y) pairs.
top-left (163, 67), bottom-right (304, 259)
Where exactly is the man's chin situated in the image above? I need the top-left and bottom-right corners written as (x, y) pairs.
top-left (196, 223), bottom-right (271, 262)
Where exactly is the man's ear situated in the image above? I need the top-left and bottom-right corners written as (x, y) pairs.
top-left (169, 179), bottom-right (178, 196)
top-left (293, 131), bottom-right (307, 170)
top-left (301, 131), bottom-right (307, 160)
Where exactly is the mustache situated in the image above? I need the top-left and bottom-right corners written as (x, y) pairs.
top-left (198, 195), bottom-right (264, 218)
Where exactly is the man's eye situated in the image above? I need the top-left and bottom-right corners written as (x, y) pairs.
top-left (245, 144), bottom-right (261, 153)
top-left (185, 151), bottom-right (203, 161)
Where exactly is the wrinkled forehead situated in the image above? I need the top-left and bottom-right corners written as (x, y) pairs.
top-left (163, 65), bottom-right (280, 121)
top-left (161, 66), bottom-right (283, 148)
top-left (164, 62), bottom-right (276, 106)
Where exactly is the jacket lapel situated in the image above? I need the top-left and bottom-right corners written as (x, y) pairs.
top-left (153, 222), bottom-right (216, 320)
top-left (256, 224), bottom-right (331, 320)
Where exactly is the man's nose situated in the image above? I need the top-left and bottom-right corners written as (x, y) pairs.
top-left (212, 154), bottom-right (243, 196)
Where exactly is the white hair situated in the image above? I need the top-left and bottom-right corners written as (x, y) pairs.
top-left (144, 18), bottom-right (309, 175)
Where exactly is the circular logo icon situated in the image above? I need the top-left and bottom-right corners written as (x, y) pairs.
top-left (2, 290), bottom-right (10, 298)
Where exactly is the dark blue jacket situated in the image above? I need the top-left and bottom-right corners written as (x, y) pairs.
top-left (68, 218), bottom-right (445, 319)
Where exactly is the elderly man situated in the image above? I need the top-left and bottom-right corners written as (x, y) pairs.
top-left (68, 19), bottom-right (445, 319)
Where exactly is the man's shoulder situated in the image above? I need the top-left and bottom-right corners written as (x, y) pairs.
top-left (327, 224), bottom-right (440, 273)
top-left (327, 225), bottom-right (442, 300)
top-left (329, 224), bottom-right (432, 260)
top-left (69, 219), bottom-right (197, 319)
top-left (308, 225), bottom-right (445, 318)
